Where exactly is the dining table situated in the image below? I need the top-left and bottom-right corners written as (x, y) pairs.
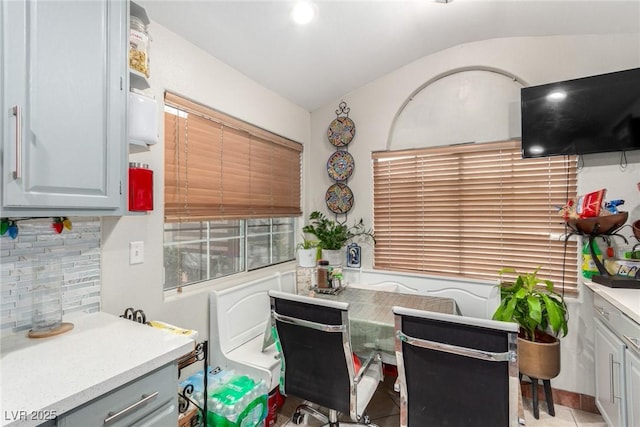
top-left (297, 285), bottom-right (525, 424)
top-left (298, 286), bottom-right (460, 357)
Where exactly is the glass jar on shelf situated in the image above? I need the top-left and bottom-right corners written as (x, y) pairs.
top-left (129, 15), bottom-right (150, 77)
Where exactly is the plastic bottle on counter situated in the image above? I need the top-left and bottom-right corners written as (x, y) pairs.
top-left (582, 239), bottom-right (602, 279)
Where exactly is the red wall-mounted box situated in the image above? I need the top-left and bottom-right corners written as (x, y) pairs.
top-left (129, 163), bottom-right (153, 211)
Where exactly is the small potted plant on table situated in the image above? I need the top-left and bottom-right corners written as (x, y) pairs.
top-left (302, 211), bottom-right (374, 266)
top-left (296, 236), bottom-right (319, 268)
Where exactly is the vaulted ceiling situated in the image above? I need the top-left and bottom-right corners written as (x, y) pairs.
top-left (139, 0), bottom-right (640, 111)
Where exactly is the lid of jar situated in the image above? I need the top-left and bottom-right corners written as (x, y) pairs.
top-left (130, 16), bottom-right (147, 32)
top-left (318, 260), bottom-right (329, 266)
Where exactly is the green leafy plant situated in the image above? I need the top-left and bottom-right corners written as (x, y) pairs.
top-left (296, 235), bottom-right (319, 250)
top-left (492, 266), bottom-right (568, 342)
top-left (302, 211), bottom-right (375, 250)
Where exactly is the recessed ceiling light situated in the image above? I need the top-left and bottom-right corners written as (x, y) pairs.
top-left (291, 1), bottom-right (315, 25)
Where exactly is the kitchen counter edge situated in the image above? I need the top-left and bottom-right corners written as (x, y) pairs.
top-left (584, 281), bottom-right (640, 325)
top-left (0, 312), bottom-right (194, 427)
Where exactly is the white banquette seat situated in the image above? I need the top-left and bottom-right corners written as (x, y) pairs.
top-left (208, 267), bottom-right (498, 389)
top-left (343, 268), bottom-right (500, 319)
top-left (209, 272), bottom-right (295, 391)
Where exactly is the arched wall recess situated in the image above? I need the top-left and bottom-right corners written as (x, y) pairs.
top-left (387, 67), bottom-right (528, 151)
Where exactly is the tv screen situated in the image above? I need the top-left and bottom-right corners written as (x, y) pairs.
top-left (521, 68), bottom-right (640, 158)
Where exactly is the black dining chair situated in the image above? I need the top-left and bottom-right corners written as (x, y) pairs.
top-left (393, 306), bottom-right (521, 427)
top-left (268, 290), bottom-right (383, 426)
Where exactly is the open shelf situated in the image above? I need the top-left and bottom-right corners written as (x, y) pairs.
top-left (129, 139), bottom-right (150, 153)
top-left (129, 69), bottom-right (150, 90)
top-left (130, 1), bottom-right (150, 25)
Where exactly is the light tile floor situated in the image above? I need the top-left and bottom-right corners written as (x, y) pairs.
top-left (520, 398), bottom-right (607, 427)
top-left (274, 376), bottom-right (607, 427)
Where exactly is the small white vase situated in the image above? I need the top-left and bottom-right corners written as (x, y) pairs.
top-left (321, 248), bottom-right (345, 266)
top-left (297, 248), bottom-right (317, 268)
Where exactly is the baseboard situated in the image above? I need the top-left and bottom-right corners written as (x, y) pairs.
top-left (520, 380), bottom-right (599, 414)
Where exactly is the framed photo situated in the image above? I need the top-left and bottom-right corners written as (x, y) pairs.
top-left (347, 243), bottom-right (361, 268)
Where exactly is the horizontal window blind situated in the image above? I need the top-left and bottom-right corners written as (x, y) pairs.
top-left (372, 140), bottom-right (578, 293)
top-left (164, 92), bottom-right (302, 222)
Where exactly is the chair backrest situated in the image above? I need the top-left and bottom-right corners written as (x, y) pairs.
top-left (269, 290), bottom-right (356, 415)
top-left (393, 306), bottom-right (520, 427)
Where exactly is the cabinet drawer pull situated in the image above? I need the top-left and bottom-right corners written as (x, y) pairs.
top-left (103, 391), bottom-right (158, 425)
top-left (595, 305), bottom-right (609, 320)
top-left (623, 334), bottom-right (640, 351)
top-left (12, 106), bottom-right (22, 179)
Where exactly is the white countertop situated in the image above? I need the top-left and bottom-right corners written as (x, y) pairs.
top-left (584, 281), bottom-right (640, 325)
top-left (0, 312), bottom-right (194, 427)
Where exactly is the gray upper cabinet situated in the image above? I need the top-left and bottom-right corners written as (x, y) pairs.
top-left (1, 0), bottom-right (127, 216)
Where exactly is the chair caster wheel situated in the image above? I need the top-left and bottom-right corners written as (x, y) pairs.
top-left (292, 411), bottom-right (304, 424)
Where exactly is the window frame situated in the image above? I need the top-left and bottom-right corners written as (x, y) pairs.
top-left (372, 139), bottom-right (579, 294)
top-left (162, 92), bottom-right (301, 291)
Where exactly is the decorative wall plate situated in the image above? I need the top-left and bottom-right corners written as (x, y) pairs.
top-left (325, 183), bottom-right (354, 214)
top-left (327, 117), bottom-right (356, 147)
top-left (327, 151), bottom-right (355, 181)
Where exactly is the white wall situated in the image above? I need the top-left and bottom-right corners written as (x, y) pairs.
top-left (101, 24), bottom-right (640, 397)
top-left (100, 22), bottom-right (309, 340)
top-left (307, 34), bottom-right (640, 396)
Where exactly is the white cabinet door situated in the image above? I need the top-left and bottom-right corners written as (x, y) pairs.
top-left (627, 349), bottom-right (640, 427)
top-left (2, 0), bottom-right (126, 215)
top-left (594, 319), bottom-right (627, 427)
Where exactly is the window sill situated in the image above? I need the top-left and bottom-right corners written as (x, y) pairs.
top-left (163, 261), bottom-right (297, 302)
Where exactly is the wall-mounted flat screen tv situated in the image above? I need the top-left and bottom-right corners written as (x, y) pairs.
top-left (521, 67), bottom-right (640, 158)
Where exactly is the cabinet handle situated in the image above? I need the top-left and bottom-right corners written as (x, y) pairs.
top-left (609, 353), bottom-right (615, 404)
top-left (595, 305), bottom-right (609, 320)
top-left (623, 334), bottom-right (640, 351)
top-left (103, 391), bottom-right (158, 425)
top-left (12, 106), bottom-right (22, 179)
top-left (608, 353), bottom-right (623, 404)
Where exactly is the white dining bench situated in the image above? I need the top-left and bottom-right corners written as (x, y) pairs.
top-left (208, 272), bottom-right (295, 391)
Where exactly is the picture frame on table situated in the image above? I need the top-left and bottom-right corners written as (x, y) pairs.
top-left (347, 243), bottom-right (361, 268)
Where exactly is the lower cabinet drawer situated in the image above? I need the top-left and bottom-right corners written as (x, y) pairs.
top-left (130, 400), bottom-right (177, 427)
top-left (58, 363), bottom-right (177, 427)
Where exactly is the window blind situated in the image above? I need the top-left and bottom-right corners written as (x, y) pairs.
top-left (372, 140), bottom-right (578, 292)
top-left (164, 92), bottom-right (302, 222)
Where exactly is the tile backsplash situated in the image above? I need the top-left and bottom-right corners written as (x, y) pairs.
top-left (0, 217), bottom-right (101, 333)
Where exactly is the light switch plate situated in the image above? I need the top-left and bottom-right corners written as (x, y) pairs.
top-left (130, 241), bottom-right (144, 265)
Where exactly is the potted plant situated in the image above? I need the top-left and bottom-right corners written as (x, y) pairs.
top-left (302, 211), bottom-right (375, 265)
top-left (296, 236), bottom-right (319, 268)
top-left (492, 266), bottom-right (568, 380)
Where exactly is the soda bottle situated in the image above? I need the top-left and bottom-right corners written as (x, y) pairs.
top-left (582, 239), bottom-right (602, 279)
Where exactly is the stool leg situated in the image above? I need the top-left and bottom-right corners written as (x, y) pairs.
top-left (543, 379), bottom-right (555, 417)
top-left (531, 377), bottom-right (540, 419)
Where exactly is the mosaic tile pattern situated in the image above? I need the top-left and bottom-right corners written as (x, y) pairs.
top-left (0, 218), bottom-right (101, 333)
